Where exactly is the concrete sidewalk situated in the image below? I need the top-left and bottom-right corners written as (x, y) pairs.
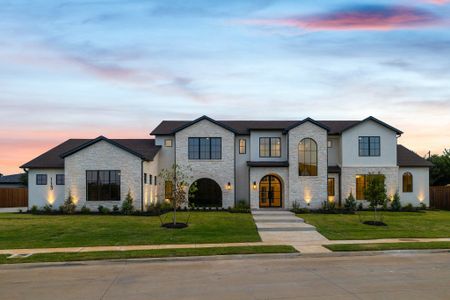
top-left (0, 242), bottom-right (268, 256)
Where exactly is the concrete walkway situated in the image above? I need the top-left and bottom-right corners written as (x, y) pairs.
top-left (252, 209), bottom-right (331, 253)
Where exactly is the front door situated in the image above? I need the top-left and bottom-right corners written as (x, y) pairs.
top-left (259, 175), bottom-right (282, 208)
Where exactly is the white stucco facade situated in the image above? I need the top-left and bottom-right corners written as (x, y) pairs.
top-left (28, 168), bottom-right (65, 209)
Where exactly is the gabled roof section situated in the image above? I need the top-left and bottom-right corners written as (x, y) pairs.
top-left (61, 136), bottom-right (154, 160)
top-left (150, 116), bottom-right (401, 136)
top-left (166, 115), bottom-right (238, 135)
top-left (284, 117), bottom-right (330, 133)
top-left (397, 145), bottom-right (433, 167)
top-left (21, 138), bottom-right (160, 169)
top-left (341, 116), bottom-right (403, 135)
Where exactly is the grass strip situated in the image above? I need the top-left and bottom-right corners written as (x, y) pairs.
top-left (325, 241), bottom-right (450, 252)
top-left (0, 245), bottom-right (297, 264)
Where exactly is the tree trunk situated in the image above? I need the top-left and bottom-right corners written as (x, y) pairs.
top-left (173, 203), bottom-right (177, 225)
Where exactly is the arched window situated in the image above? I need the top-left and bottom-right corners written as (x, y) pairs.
top-left (299, 138), bottom-right (318, 176)
top-left (402, 172), bottom-right (413, 193)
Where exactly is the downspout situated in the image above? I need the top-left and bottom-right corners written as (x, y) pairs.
top-left (234, 135), bottom-right (237, 208)
top-left (338, 172), bottom-right (342, 208)
top-left (141, 160), bottom-right (144, 212)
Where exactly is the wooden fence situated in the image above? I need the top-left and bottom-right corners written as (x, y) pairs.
top-left (430, 186), bottom-right (450, 210)
top-left (0, 188), bottom-right (28, 208)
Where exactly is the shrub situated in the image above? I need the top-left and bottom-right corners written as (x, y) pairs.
top-left (419, 202), bottom-right (427, 210)
top-left (80, 205), bottom-right (91, 214)
top-left (121, 191), bottom-right (135, 215)
top-left (60, 191), bottom-right (76, 214)
top-left (100, 207), bottom-right (111, 214)
top-left (30, 205), bottom-right (39, 214)
top-left (402, 203), bottom-right (415, 212)
top-left (390, 192), bottom-right (401, 211)
top-left (43, 204), bottom-right (53, 213)
top-left (97, 205), bottom-right (104, 213)
top-left (235, 200), bottom-right (250, 209)
top-left (113, 205), bottom-right (120, 213)
top-left (321, 200), bottom-right (336, 211)
top-left (160, 201), bottom-right (172, 211)
top-left (358, 202), bottom-right (363, 211)
top-left (344, 192), bottom-right (357, 212)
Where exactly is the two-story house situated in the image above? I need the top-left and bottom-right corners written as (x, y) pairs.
top-left (21, 116), bottom-right (432, 211)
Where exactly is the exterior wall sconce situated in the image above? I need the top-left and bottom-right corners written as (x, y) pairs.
top-left (226, 182), bottom-right (232, 190)
top-left (50, 177), bottom-right (53, 190)
top-left (252, 181), bottom-right (257, 190)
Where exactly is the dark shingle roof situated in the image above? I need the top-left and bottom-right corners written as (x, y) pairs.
top-left (150, 116), bottom-right (403, 136)
top-left (0, 173), bottom-right (24, 184)
top-left (150, 119), bottom-right (379, 135)
top-left (21, 138), bottom-right (160, 169)
top-left (397, 145), bottom-right (433, 167)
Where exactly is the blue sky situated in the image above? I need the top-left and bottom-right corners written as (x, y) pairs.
top-left (1, 0), bottom-right (449, 173)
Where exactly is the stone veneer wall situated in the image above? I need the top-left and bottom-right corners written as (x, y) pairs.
top-left (341, 166), bottom-right (399, 205)
top-left (249, 167), bottom-right (289, 209)
top-left (175, 119), bottom-right (235, 208)
top-left (288, 122), bottom-right (328, 209)
top-left (64, 140), bottom-right (143, 211)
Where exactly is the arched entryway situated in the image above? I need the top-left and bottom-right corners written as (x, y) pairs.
top-left (189, 178), bottom-right (222, 207)
top-left (259, 175), bottom-right (282, 208)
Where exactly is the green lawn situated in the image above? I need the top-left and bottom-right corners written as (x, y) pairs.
top-left (0, 245), bottom-right (296, 264)
top-left (325, 242), bottom-right (450, 252)
top-left (0, 212), bottom-right (260, 249)
top-left (300, 211), bottom-right (450, 240)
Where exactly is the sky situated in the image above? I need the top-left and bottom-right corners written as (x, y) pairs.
top-left (1, 0), bottom-right (449, 174)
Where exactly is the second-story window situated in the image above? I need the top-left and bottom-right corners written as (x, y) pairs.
top-left (359, 136), bottom-right (380, 156)
top-left (239, 139), bottom-right (246, 154)
top-left (188, 137), bottom-right (222, 160)
top-left (259, 137), bottom-right (281, 158)
top-left (164, 139), bottom-right (173, 147)
top-left (56, 174), bottom-right (65, 185)
top-left (299, 138), bottom-right (318, 176)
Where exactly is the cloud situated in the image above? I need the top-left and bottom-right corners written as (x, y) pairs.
top-left (425, 0), bottom-right (450, 5)
top-left (243, 5), bottom-right (440, 31)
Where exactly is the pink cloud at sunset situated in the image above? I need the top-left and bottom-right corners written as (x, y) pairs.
top-left (244, 5), bottom-right (440, 31)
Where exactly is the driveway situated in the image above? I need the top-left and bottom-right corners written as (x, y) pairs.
top-left (1, 252), bottom-right (449, 299)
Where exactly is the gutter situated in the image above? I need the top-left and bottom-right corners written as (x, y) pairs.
top-left (141, 160), bottom-right (144, 212)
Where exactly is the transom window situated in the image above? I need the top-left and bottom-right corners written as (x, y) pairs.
top-left (239, 139), bottom-right (246, 154)
top-left (56, 174), bottom-right (65, 185)
top-left (299, 138), bottom-right (317, 176)
top-left (358, 136), bottom-right (380, 156)
top-left (402, 172), bottom-right (413, 193)
top-left (36, 174), bottom-right (47, 185)
top-left (86, 170), bottom-right (121, 201)
top-left (259, 137), bottom-right (281, 157)
top-left (188, 137), bottom-right (222, 160)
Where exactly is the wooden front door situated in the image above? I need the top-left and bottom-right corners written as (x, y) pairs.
top-left (259, 175), bottom-right (282, 208)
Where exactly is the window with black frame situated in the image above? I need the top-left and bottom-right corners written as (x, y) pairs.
top-left (56, 174), bottom-right (65, 185)
top-left (358, 136), bottom-right (380, 156)
top-left (36, 174), bottom-right (47, 185)
top-left (188, 137), bottom-right (222, 160)
top-left (86, 170), bottom-right (120, 201)
top-left (299, 138), bottom-right (318, 176)
top-left (259, 137), bottom-right (281, 157)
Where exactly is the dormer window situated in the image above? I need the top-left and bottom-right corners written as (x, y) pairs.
top-left (358, 136), bottom-right (380, 156)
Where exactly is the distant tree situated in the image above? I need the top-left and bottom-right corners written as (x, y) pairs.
top-left (428, 149), bottom-right (450, 186)
top-left (20, 173), bottom-right (28, 186)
